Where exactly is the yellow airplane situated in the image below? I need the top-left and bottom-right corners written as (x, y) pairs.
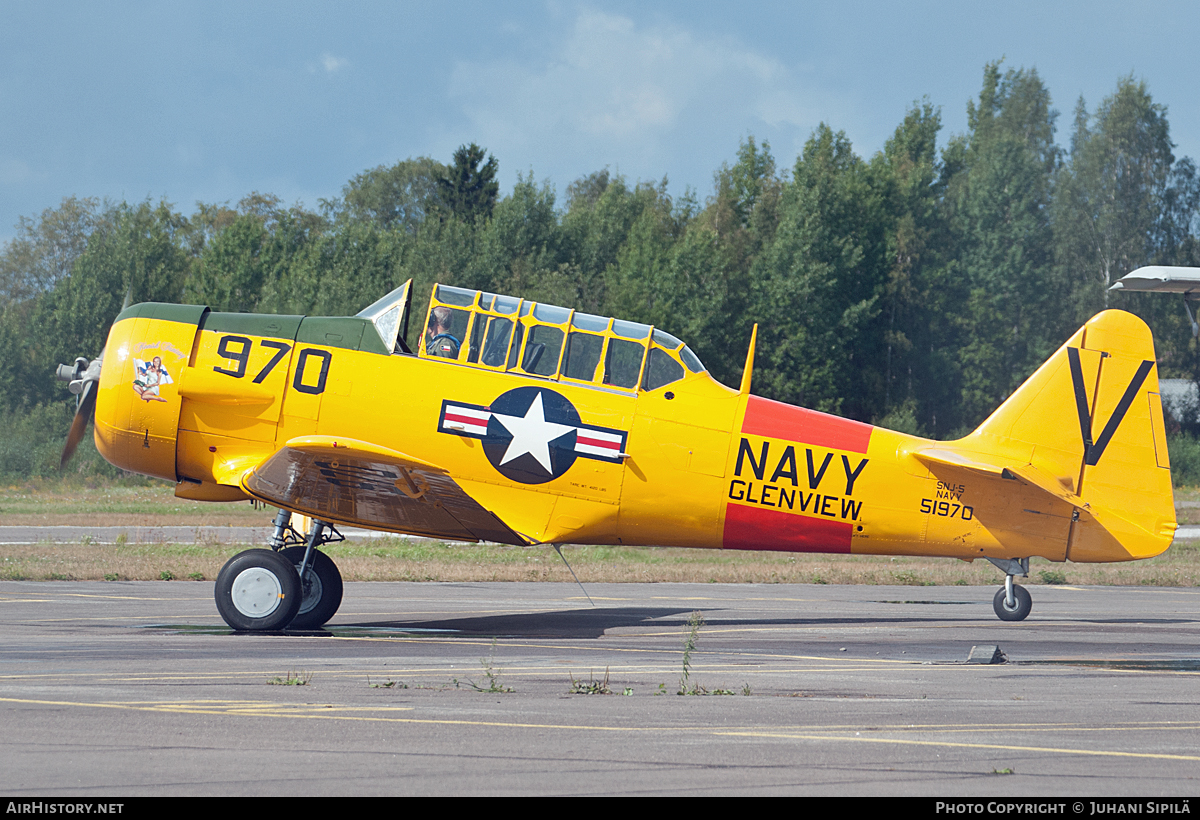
top-left (56, 271), bottom-right (1177, 630)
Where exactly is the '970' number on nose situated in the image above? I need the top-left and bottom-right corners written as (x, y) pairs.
top-left (213, 335), bottom-right (330, 395)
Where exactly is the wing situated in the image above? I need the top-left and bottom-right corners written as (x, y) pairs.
top-left (241, 435), bottom-right (528, 545)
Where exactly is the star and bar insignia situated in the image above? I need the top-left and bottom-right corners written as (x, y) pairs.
top-left (438, 386), bottom-right (628, 485)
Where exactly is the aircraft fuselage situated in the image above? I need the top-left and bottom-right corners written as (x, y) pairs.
top-left (94, 303), bottom-right (1173, 566)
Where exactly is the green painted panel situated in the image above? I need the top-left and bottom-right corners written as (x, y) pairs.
top-left (297, 316), bottom-right (389, 354)
top-left (201, 312), bottom-right (304, 340)
top-left (112, 305), bottom-right (391, 355)
top-left (115, 302), bottom-right (208, 326)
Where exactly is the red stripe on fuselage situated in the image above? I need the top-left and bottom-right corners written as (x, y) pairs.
top-left (576, 434), bottom-right (618, 451)
top-left (444, 410), bottom-right (486, 426)
top-left (722, 503), bottom-right (852, 553)
top-left (741, 396), bottom-right (873, 453)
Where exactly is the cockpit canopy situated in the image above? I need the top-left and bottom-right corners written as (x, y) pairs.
top-left (356, 280), bottom-right (413, 355)
top-left (396, 283), bottom-right (706, 393)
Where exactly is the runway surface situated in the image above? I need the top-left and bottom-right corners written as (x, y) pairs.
top-left (0, 525), bottom-right (396, 544)
top-left (4, 523), bottom-right (1197, 546)
top-left (1, 579), bottom-right (1198, 796)
top-left (6, 523), bottom-right (1199, 546)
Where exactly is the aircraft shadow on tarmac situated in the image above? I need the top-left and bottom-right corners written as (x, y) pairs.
top-left (316, 607), bottom-right (702, 639)
top-left (156, 601), bottom-right (1198, 639)
top-left (296, 607), bottom-right (1035, 640)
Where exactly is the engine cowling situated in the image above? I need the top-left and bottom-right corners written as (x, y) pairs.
top-left (94, 303), bottom-right (206, 482)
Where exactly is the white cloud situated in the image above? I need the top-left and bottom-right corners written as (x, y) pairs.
top-left (446, 7), bottom-right (826, 190)
top-left (309, 53), bottom-right (349, 74)
top-left (322, 53), bottom-right (348, 73)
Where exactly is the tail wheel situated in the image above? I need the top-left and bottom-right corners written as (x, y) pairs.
top-left (280, 547), bottom-right (344, 629)
top-left (993, 584), bottom-right (1032, 622)
top-left (215, 549), bottom-right (302, 631)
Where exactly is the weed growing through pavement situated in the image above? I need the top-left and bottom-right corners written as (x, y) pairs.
top-left (368, 676), bottom-right (408, 689)
top-left (267, 670), bottom-right (312, 686)
top-left (665, 611), bottom-right (749, 696)
top-left (679, 611), bottom-right (705, 695)
top-left (568, 667), bottom-right (632, 695)
top-left (570, 668), bottom-right (612, 694)
top-left (459, 639), bottom-right (513, 693)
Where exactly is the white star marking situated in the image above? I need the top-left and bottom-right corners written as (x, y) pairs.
top-left (491, 392), bottom-right (576, 473)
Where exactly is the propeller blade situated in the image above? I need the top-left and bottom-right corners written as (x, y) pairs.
top-left (60, 378), bottom-right (98, 469)
top-left (57, 287), bottom-right (126, 469)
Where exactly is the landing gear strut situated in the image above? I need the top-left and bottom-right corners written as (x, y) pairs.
top-left (213, 510), bottom-right (345, 631)
top-left (987, 557), bottom-right (1032, 621)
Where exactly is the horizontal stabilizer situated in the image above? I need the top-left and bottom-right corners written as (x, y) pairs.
top-left (912, 449), bottom-right (1085, 508)
top-left (912, 448), bottom-right (1005, 478)
top-left (912, 445), bottom-right (1167, 550)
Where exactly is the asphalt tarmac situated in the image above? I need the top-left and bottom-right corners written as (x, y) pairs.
top-left (2, 524), bottom-right (1196, 545)
top-left (1, 579), bottom-right (1199, 796)
top-left (0, 525), bottom-right (393, 544)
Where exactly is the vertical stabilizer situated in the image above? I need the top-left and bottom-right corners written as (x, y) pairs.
top-left (956, 310), bottom-right (1175, 562)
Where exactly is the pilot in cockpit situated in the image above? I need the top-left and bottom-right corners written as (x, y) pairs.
top-left (425, 306), bottom-right (462, 359)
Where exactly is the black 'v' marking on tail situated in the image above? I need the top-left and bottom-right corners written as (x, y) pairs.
top-left (1067, 347), bottom-right (1095, 456)
top-left (1067, 347), bottom-right (1155, 467)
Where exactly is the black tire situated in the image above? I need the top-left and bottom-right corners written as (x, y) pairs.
top-left (280, 547), bottom-right (344, 629)
top-left (215, 549), bottom-right (302, 631)
top-left (993, 584), bottom-right (1033, 622)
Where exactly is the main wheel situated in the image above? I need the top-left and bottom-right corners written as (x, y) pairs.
top-left (215, 549), bottom-right (302, 631)
top-left (280, 547), bottom-right (344, 629)
top-left (993, 584), bottom-right (1033, 622)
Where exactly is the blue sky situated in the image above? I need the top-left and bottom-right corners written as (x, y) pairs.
top-left (2, 1), bottom-right (1198, 243)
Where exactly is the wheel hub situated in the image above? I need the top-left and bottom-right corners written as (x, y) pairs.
top-left (230, 567), bottom-right (284, 618)
top-left (295, 566), bottom-right (324, 615)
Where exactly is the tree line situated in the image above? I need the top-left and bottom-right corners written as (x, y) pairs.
top-left (3, 63), bottom-right (1200, 479)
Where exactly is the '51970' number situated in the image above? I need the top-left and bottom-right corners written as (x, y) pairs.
top-left (920, 498), bottom-right (974, 519)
